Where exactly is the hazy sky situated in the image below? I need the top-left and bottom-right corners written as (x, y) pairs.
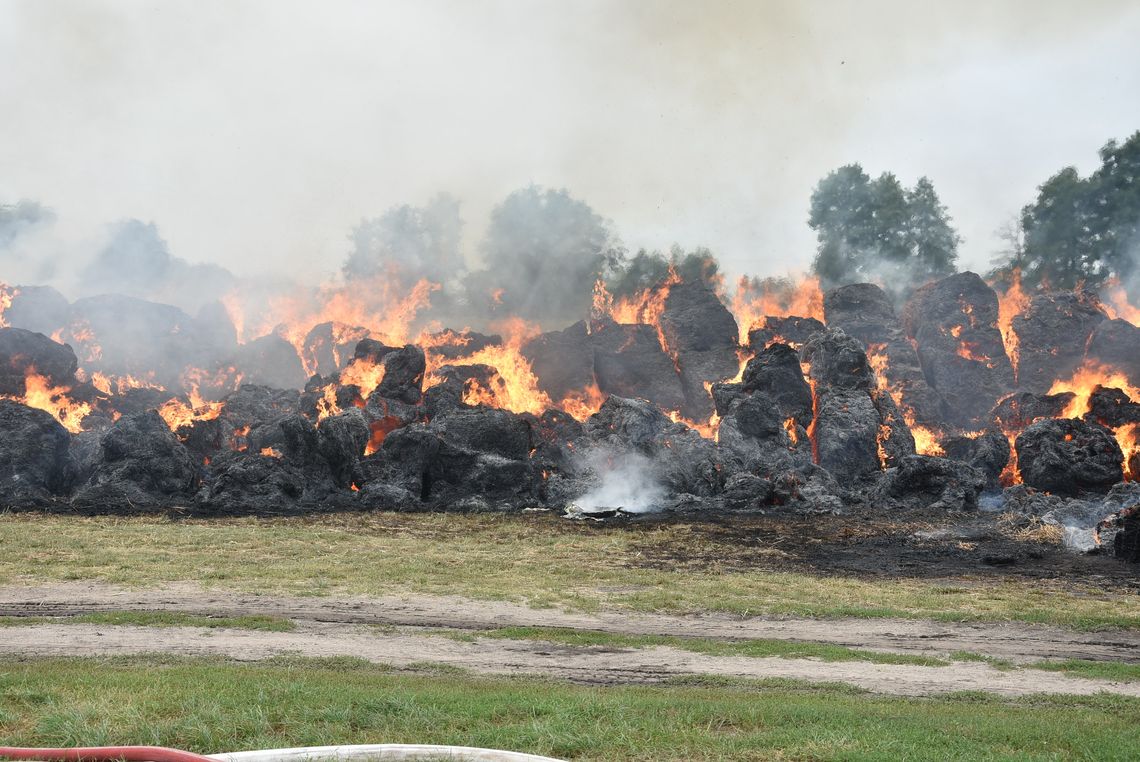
top-left (2, 0), bottom-right (1140, 283)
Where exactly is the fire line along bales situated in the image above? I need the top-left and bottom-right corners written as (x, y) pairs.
top-left (0, 268), bottom-right (1138, 567)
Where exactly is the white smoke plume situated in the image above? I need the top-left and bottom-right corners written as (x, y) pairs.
top-left (573, 448), bottom-right (666, 514)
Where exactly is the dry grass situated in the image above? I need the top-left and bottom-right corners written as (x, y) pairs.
top-left (0, 512), bottom-right (1135, 629)
top-left (997, 512), bottom-right (1065, 544)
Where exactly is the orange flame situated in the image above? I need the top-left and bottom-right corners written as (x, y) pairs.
top-left (6, 368), bottom-right (92, 433)
top-left (1047, 361), bottom-right (1140, 420)
top-left (1101, 278), bottom-right (1140, 326)
top-left (995, 269), bottom-right (1030, 380)
top-left (731, 275), bottom-right (824, 345)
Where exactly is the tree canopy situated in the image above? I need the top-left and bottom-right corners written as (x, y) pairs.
top-left (808, 165), bottom-right (959, 289)
top-left (343, 193), bottom-right (463, 288)
top-left (468, 185), bottom-right (624, 325)
top-left (997, 131), bottom-right (1140, 289)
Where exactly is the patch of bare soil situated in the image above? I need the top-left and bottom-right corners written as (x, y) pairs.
top-left (0, 616), bottom-right (1137, 698)
top-left (1, 580), bottom-right (1139, 697)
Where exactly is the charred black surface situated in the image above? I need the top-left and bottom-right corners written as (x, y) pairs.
top-left (1015, 418), bottom-right (1123, 495)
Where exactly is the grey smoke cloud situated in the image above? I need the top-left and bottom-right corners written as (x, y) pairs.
top-left (1, 0), bottom-right (1139, 287)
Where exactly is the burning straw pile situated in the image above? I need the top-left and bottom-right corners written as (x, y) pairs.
top-left (0, 270), bottom-right (1138, 561)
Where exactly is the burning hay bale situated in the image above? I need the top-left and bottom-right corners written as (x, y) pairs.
top-left (521, 321), bottom-right (597, 402)
top-left (941, 430), bottom-right (1010, 487)
top-left (228, 334), bottom-right (308, 391)
top-left (0, 327), bottom-right (79, 395)
top-left (1015, 418), bottom-right (1123, 496)
top-left (1011, 288), bottom-right (1106, 394)
top-left (901, 272), bottom-right (1014, 429)
top-left (1083, 385), bottom-right (1140, 429)
top-left (588, 319), bottom-right (687, 412)
top-left (659, 281), bottom-right (741, 419)
top-left (825, 283), bottom-right (946, 428)
top-left (800, 328), bottom-right (915, 481)
top-left (1086, 318), bottom-right (1140, 385)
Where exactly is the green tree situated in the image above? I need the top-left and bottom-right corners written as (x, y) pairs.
top-left (343, 193), bottom-right (463, 287)
top-left (469, 185), bottom-right (624, 325)
top-left (607, 245), bottom-right (721, 297)
top-left (1003, 131), bottom-right (1140, 290)
top-left (808, 165), bottom-right (959, 288)
top-left (905, 177), bottom-right (960, 280)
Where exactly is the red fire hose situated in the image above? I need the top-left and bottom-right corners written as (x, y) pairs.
top-left (0, 747), bottom-right (215, 762)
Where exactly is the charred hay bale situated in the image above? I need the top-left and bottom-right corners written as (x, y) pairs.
top-left (799, 328), bottom-right (875, 391)
top-left (722, 472), bottom-right (773, 510)
top-left (990, 391), bottom-right (1075, 431)
top-left (353, 337), bottom-right (397, 365)
top-left (229, 334), bottom-right (307, 391)
top-left (0, 399), bottom-right (73, 508)
top-left (589, 320), bottom-right (687, 413)
top-left (302, 322), bottom-right (370, 376)
top-left (872, 455), bottom-right (986, 512)
top-left (716, 392), bottom-right (808, 475)
top-left (741, 343), bottom-right (813, 422)
top-left (942, 430), bottom-right (1010, 486)
top-left (374, 344), bottom-right (426, 404)
top-left (584, 395), bottom-right (671, 451)
top-left (1086, 319), bottom-right (1140, 384)
top-left (661, 281), bottom-right (738, 354)
top-left (1011, 289), bottom-right (1106, 394)
top-left (900, 272), bottom-right (1013, 428)
top-left (660, 282), bottom-right (740, 420)
top-left (813, 388), bottom-right (882, 481)
top-left (72, 410), bottom-right (197, 511)
top-left (0, 327), bottom-right (78, 394)
top-left (1015, 418), bottom-right (1123, 495)
top-left (1103, 505), bottom-right (1140, 562)
top-left (521, 321), bottom-right (596, 402)
top-left (375, 409), bottom-right (539, 511)
top-left (4, 285), bottom-right (70, 337)
top-left (220, 385), bottom-right (301, 428)
top-left (823, 283), bottom-right (898, 345)
top-left (317, 408), bottom-right (371, 487)
top-left (578, 395), bottom-right (723, 499)
top-left (746, 316), bottom-right (824, 352)
top-left (711, 381), bottom-right (744, 417)
top-left (195, 450), bottom-right (308, 515)
top-left (1084, 385), bottom-right (1140, 429)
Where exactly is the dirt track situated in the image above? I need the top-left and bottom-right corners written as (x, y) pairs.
top-left (1, 582), bottom-right (1138, 697)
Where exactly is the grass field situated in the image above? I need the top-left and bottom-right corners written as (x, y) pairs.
top-left (0, 512), bottom-right (1136, 630)
top-left (1, 655), bottom-right (1137, 761)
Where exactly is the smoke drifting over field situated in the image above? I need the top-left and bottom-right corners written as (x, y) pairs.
top-left (2, 0), bottom-right (1140, 289)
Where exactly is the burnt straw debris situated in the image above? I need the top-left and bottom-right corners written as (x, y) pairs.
top-left (1, 271), bottom-right (1140, 561)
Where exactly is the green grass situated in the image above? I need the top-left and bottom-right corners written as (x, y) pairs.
top-left (0, 512), bottom-right (1137, 630)
top-left (0, 655), bottom-right (1137, 761)
top-left (468, 625), bottom-right (950, 666)
top-left (1031, 658), bottom-right (1140, 683)
top-left (0, 612), bottom-right (294, 632)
